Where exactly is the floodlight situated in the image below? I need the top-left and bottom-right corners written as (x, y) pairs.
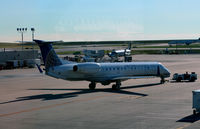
top-left (31, 28), bottom-right (35, 31)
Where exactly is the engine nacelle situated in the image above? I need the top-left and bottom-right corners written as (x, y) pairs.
top-left (73, 63), bottom-right (101, 74)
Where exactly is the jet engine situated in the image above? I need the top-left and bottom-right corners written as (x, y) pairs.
top-left (73, 63), bottom-right (101, 74)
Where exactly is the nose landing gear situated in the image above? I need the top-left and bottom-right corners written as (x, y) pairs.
top-left (89, 82), bottom-right (96, 90)
top-left (160, 76), bottom-right (165, 84)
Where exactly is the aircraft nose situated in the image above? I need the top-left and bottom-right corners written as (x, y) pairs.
top-left (164, 68), bottom-right (171, 77)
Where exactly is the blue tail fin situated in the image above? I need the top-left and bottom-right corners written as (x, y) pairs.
top-left (34, 39), bottom-right (52, 65)
top-left (34, 39), bottom-right (62, 71)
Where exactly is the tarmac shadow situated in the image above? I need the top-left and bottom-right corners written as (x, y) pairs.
top-left (177, 113), bottom-right (200, 123)
top-left (0, 82), bottom-right (162, 105)
top-left (0, 93), bottom-right (78, 104)
top-left (0, 84), bottom-right (152, 105)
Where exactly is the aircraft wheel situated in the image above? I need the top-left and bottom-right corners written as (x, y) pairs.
top-left (160, 77), bottom-right (165, 84)
top-left (112, 84), bottom-right (120, 90)
top-left (89, 82), bottom-right (96, 90)
top-left (193, 109), bottom-right (197, 116)
top-left (176, 77), bottom-right (182, 82)
top-left (190, 77), bottom-right (196, 82)
top-left (160, 79), bottom-right (165, 84)
top-left (112, 84), bottom-right (117, 90)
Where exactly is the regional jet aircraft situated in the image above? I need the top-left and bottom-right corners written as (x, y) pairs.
top-left (168, 38), bottom-right (200, 46)
top-left (34, 40), bottom-right (170, 90)
top-left (108, 43), bottom-right (131, 57)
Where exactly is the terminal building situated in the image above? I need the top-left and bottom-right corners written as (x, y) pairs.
top-left (0, 50), bottom-right (40, 69)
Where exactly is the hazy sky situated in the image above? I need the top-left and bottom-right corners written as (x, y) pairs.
top-left (0, 0), bottom-right (200, 42)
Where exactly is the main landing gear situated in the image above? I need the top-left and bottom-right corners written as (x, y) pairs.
top-left (89, 81), bottom-right (121, 90)
top-left (160, 77), bottom-right (165, 84)
top-left (89, 82), bottom-right (96, 90)
top-left (112, 81), bottom-right (121, 90)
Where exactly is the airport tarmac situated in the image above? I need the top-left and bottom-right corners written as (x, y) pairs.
top-left (0, 54), bottom-right (200, 129)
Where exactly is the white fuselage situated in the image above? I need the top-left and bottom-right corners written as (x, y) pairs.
top-left (46, 62), bottom-right (170, 85)
top-left (34, 39), bottom-right (170, 89)
top-left (109, 49), bottom-right (131, 57)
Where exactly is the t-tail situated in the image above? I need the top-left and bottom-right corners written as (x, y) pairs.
top-left (34, 39), bottom-right (63, 73)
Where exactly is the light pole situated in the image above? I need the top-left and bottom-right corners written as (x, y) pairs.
top-left (17, 28), bottom-right (27, 50)
top-left (31, 28), bottom-right (35, 49)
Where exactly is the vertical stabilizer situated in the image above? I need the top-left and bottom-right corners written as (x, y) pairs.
top-left (34, 40), bottom-right (62, 71)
